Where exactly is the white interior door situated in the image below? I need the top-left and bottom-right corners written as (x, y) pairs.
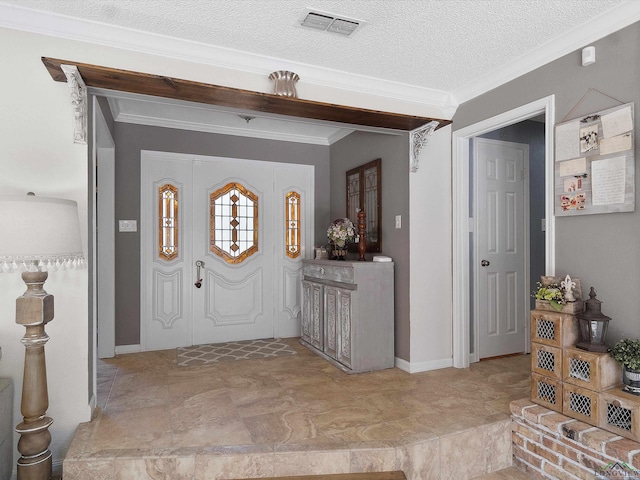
top-left (474, 138), bottom-right (529, 359)
top-left (141, 152), bottom-right (313, 350)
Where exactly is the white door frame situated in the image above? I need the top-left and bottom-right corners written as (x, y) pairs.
top-left (452, 95), bottom-right (556, 368)
top-left (94, 98), bottom-right (116, 359)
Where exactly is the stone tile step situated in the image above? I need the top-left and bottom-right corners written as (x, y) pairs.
top-left (472, 466), bottom-right (535, 479)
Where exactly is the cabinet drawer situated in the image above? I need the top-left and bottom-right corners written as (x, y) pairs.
top-left (531, 372), bottom-right (562, 413)
top-left (530, 310), bottom-right (579, 348)
top-left (563, 347), bottom-right (621, 391)
top-left (563, 383), bottom-right (599, 425)
top-left (303, 263), bottom-right (354, 284)
top-left (599, 386), bottom-right (640, 441)
top-left (532, 343), bottom-right (562, 380)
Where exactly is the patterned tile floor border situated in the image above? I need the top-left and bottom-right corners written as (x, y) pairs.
top-left (176, 338), bottom-right (297, 366)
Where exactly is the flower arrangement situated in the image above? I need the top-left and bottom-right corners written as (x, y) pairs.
top-left (532, 281), bottom-right (567, 311)
top-left (327, 218), bottom-right (356, 248)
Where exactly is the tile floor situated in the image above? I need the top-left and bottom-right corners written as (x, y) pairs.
top-left (63, 339), bottom-right (534, 479)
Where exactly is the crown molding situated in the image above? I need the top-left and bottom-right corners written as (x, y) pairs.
top-left (106, 93), bottom-right (357, 146)
top-left (113, 111), bottom-right (354, 146)
top-left (452, 1), bottom-right (640, 105)
top-left (0, 3), bottom-right (452, 111)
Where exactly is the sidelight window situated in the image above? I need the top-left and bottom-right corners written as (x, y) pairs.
top-left (158, 183), bottom-right (179, 261)
top-left (285, 191), bottom-right (301, 258)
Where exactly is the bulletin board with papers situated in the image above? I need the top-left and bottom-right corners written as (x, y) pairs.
top-left (555, 102), bottom-right (635, 216)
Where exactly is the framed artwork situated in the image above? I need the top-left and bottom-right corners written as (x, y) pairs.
top-left (346, 158), bottom-right (381, 252)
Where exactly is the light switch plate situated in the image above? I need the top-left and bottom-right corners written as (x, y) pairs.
top-left (395, 215), bottom-right (401, 229)
top-left (119, 220), bottom-right (137, 232)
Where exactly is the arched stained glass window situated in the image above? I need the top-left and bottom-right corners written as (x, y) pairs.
top-left (158, 184), bottom-right (179, 261)
top-left (286, 191), bottom-right (301, 258)
top-left (210, 182), bottom-right (258, 264)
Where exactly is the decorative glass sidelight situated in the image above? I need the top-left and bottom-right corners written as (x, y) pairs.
top-left (210, 182), bottom-right (258, 264)
top-left (285, 191), bottom-right (301, 258)
top-left (158, 184), bottom-right (178, 261)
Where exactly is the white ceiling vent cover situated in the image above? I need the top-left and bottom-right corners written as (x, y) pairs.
top-left (299, 10), bottom-right (363, 37)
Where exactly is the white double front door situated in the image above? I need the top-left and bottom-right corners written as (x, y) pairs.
top-left (141, 151), bottom-right (313, 351)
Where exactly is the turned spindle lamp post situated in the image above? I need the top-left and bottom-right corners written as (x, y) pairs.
top-left (0, 194), bottom-right (83, 480)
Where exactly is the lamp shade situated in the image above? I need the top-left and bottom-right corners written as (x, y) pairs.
top-left (0, 194), bottom-right (84, 272)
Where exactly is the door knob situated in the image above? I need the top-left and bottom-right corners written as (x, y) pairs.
top-left (481, 260), bottom-right (490, 267)
top-left (195, 260), bottom-right (204, 288)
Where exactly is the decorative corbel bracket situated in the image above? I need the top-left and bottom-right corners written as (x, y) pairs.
top-left (410, 121), bottom-right (439, 173)
top-left (60, 64), bottom-right (87, 145)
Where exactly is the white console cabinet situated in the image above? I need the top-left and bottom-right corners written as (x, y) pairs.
top-left (301, 259), bottom-right (394, 373)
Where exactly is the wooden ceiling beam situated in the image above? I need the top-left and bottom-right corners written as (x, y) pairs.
top-left (41, 57), bottom-right (451, 132)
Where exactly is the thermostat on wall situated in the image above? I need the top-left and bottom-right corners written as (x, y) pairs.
top-left (119, 220), bottom-right (137, 232)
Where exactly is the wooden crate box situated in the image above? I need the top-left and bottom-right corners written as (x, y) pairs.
top-left (598, 386), bottom-right (640, 442)
top-left (563, 347), bottom-right (621, 391)
top-left (530, 310), bottom-right (579, 348)
top-left (563, 383), bottom-right (599, 425)
top-left (535, 299), bottom-right (584, 314)
top-left (531, 372), bottom-right (563, 413)
top-left (532, 342), bottom-right (562, 380)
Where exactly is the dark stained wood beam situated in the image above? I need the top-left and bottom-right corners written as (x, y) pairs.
top-left (42, 57), bottom-right (451, 132)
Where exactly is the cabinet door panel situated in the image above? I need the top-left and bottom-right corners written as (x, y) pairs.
top-left (336, 288), bottom-right (353, 368)
top-left (309, 281), bottom-right (324, 350)
top-left (323, 286), bottom-right (339, 359)
top-left (301, 280), bottom-right (312, 344)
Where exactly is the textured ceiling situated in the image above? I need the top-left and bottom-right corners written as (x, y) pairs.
top-left (1, 0), bottom-right (627, 95)
top-left (2, 0), bottom-right (634, 143)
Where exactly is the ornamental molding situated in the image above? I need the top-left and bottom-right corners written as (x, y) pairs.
top-left (60, 64), bottom-right (87, 144)
top-left (409, 121), bottom-right (439, 173)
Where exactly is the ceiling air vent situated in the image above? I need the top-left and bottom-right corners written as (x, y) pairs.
top-left (299, 10), bottom-right (362, 37)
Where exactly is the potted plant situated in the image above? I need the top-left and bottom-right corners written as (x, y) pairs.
top-left (610, 339), bottom-right (640, 395)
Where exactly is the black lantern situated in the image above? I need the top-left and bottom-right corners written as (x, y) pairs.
top-left (575, 287), bottom-right (610, 352)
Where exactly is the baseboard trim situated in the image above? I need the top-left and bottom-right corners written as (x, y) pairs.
top-left (395, 356), bottom-right (453, 373)
top-left (114, 344), bottom-right (141, 355)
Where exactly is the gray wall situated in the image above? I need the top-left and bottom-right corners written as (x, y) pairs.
top-left (480, 120), bottom-right (546, 310)
top-left (454, 22), bottom-right (640, 345)
top-left (114, 123), bottom-right (331, 346)
top-left (329, 131), bottom-right (411, 361)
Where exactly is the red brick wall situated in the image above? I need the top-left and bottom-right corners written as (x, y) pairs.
top-left (510, 399), bottom-right (640, 479)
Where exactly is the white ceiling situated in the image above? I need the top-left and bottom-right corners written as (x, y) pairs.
top-left (2, 0), bottom-right (639, 144)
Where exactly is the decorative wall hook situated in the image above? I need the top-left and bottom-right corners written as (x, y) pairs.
top-left (60, 64), bottom-right (87, 145)
top-left (409, 121), bottom-right (439, 173)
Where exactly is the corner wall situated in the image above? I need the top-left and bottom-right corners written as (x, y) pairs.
top-left (329, 131), bottom-right (411, 362)
top-left (453, 21), bottom-right (640, 344)
top-left (409, 125), bottom-right (454, 370)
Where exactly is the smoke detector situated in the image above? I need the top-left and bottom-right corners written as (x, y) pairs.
top-left (299, 9), bottom-right (363, 37)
